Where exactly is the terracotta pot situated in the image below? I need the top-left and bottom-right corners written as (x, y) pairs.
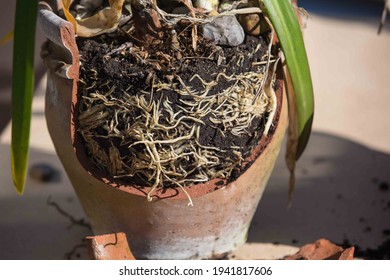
top-left (38, 1), bottom-right (288, 259)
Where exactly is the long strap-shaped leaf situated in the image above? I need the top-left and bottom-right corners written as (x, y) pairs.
top-left (11, 0), bottom-right (38, 194)
top-left (263, 0), bottom-right (314, 160)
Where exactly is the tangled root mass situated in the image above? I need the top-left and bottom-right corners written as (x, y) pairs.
top-left (76, 24), bottom-right (275, 197)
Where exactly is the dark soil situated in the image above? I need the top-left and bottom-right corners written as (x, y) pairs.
top-left (76, 26), bottom-right (272, 188)
top-left (379, 181), bottom-right (389, 191)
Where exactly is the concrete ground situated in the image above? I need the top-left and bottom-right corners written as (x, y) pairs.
top-left (1, 1), bottom-right (390, 259)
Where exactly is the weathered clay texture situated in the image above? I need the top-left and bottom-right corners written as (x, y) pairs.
top-left (86, 232), bottom-right (135, 260)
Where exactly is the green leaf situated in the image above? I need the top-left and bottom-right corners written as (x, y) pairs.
top-left (263, 0), bottom-right (314, 160)
top-left (11, 0), bottom-right (38, 194)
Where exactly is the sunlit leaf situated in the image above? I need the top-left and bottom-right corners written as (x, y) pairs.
top-left (262, 0), bottom-right (314, 160)
top-left (11, 0), bottom-right (38, 194)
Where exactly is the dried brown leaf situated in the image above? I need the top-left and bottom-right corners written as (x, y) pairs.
top-left (284, 66), bottom-right (297, 206)
top-left (62, 0), bottom-right (124, 37)
top-left (0, 30), bottom-right (14, 45)
top-left (378, 0), bottom-right (390, 34)
top-left (131, 0), bottom-right (163, 45)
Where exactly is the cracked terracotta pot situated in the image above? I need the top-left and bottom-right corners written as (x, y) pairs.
top-left (38, 0), bottom-right (288, 259)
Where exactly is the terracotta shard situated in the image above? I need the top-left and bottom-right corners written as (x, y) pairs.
top-left (336, 247), bottom-right (355, 260)
top-left (283, 239), bottom-right (355, 260)
top-left (86, 232), bottom-right (136, 260)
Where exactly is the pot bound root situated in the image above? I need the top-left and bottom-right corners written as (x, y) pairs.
top-left (76, 14), bottom-right (278, 201)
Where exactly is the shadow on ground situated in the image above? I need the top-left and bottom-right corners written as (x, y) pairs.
top-left (249, 132), bottom-right (390, 259)
top-left (0, 146), bottom-right (91, 260)
top-left (1, 132), bottom-right (389, 259)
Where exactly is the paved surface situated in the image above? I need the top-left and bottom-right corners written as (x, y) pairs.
top-left (1, 1), bottom-right (390, 259)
